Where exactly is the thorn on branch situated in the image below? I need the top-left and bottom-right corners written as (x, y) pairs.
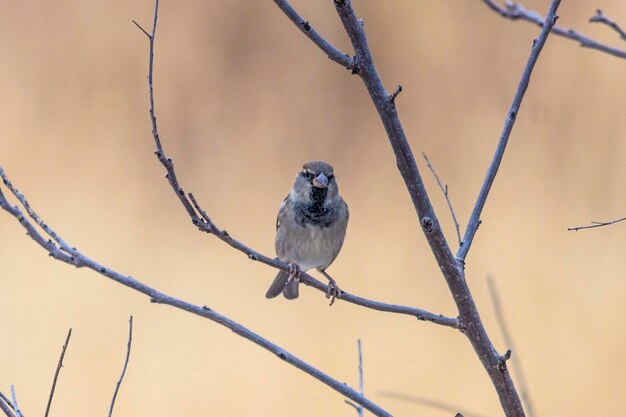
top-left (389, 85), bottom-right (403, 105)
top-left (131, 19), bottom-right (151, 39)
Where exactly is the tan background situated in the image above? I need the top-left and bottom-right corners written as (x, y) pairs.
top-left (1, 1), bottom-right (625, 416)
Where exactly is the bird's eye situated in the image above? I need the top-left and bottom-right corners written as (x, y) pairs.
top-left (301, 171), bottom-right (314, 181)
top-left (327, 174), bottom-right (334, 181)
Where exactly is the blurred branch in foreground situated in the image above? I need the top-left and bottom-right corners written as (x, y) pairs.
top-left (567, 216), bottom-right (626, 231)
top-left (379, 390), bottom-right (491, 417)
top-left (481, 0), bottom-right (626, 60)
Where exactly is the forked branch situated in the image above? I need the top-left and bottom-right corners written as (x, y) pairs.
top-left (482, 0), bottom-right (626, 60)
top-left (132, 2), bottom-right (457, 328)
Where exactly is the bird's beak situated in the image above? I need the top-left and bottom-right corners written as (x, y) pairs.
top-left (312, 173), bottom-right (328, 188)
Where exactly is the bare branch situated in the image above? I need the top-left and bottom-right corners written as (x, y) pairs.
top-left (422, 153), bottom-right (462, 247)
top-left (379, 391), bottom-right (492, 417)
top-left (9, 387), bottom-right (22, 417)
top-left (108, 317), bottom-right (133, 417)
top-left (481, 0), bottom-right (626, 60)
top-left (567, 216), bottom-right (626, 231)
top-left (272, 0), bottom-right (352, 68)
top-left (357, 339), bottom-right (364, 417)
top-left (44, 328), bottom-right (72, 417)
top-left (0, 392), bottom-right (15, 417)
top-left (589, 9), bottom-right (626, 41)
top-left (458, 1), bottom-right (561, 262)
top-left (132, 2), bottom-right (457, 328)
top-left (389, 84), bottom-right (403, 105)
top-left (487, 277), bottom-right (534, 417)
top-left (0, 172), bottom-right (391, 417)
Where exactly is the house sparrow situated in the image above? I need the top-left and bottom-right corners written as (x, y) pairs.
top-left (266, 161), bottom-right (349, 304)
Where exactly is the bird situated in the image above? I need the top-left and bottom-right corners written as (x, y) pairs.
top-left (266, 161), bottom-right (349, 304)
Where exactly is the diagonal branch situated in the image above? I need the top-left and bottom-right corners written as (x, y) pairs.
top-left (481, 0), bottom-right (626, 60)
top-left (276, 0), bottom-right (561, 416)
top-left (567, 216), bottom-right (626, 231)
top-left (132, 1), bottom-right (457, 329)
top-left (273, 0), bottom-right (352, 68)
top-left (458, 1), bottom-right (561, 262)
top-left (0, 392), bottom-right (15, 417)
top-left (44, 328), bottom-right (72, 417)
top-left (0, 171), bottom-right (392, 417)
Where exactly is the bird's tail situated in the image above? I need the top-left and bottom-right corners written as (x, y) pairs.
top-left (266, 270), bottom-right (299, 299)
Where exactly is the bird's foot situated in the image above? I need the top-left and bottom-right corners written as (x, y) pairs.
top-left (286, 262), bottom-right (301, 283)
top-left (325, 278), bottom-right (341, 306)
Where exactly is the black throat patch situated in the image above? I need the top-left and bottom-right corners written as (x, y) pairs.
top-left (294, 187), bottom-right (336, 228)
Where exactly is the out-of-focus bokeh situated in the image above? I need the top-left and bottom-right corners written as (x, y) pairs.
top-left (1, 1), bottom-right (624, 416)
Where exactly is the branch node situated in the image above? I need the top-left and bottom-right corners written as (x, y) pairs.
top-left (301, 20), bottom-right (311, 31)
top-left (202, 305), bottom-right (211, 311)
top-left (420, 216), bottom-right (433, 232)
top-left (498, 349), bottom-right (512, 371)
top-left (248, 253), bottom-right (258, 261)
top-left (389, 85), bottom-right (403, 105)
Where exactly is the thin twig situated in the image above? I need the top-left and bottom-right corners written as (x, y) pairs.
top-left (272, 0), bottom-right (352, 67)
top-left (487, 277), bottom-right (535, 417)
top-left (481, 0), bottom-right (626, 60)
top-left (44, 328), bottom-right (72, 417)
top-left (567, 216), bottom-right (626, 231)
top-left (422, 153), bottom-right (462, 247)
top-left (0, 172), bottom-right (392, 417)
top-left (589, 9), bottom-right (626, 41)
top-left (379, 391), bottom-right (492, 417)
top-left (9, 387), bottom-right (22, 417)
top-left (0, 392), bottom-right (15, 417)
top-left (458, 0), bottom-right (561, 262)
top-left (130, 3), bottom-right (458, 328)
top-left (357, 339), bottom-right (364, 417)
top-left (108, 316), bottom-right (133, 417)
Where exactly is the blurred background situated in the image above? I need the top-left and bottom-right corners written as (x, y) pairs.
top-left (1, 1), bottom-right (625, 416)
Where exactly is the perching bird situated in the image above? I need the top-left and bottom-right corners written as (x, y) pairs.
top-left (266, 161), bottom-right (349, 303)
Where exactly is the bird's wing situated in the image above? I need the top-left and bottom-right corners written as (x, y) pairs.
top-left (276, 195), bottom-right (289, 230)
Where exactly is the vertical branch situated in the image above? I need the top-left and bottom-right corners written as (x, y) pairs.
top-left (357, 339), bottom-right (364, 417)
top-left (108, 316), bottom-right (133, 417)
top-left (345, 339), bottom-right (364, 416)
top-left (44, 328), bottom-right (72, 417)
